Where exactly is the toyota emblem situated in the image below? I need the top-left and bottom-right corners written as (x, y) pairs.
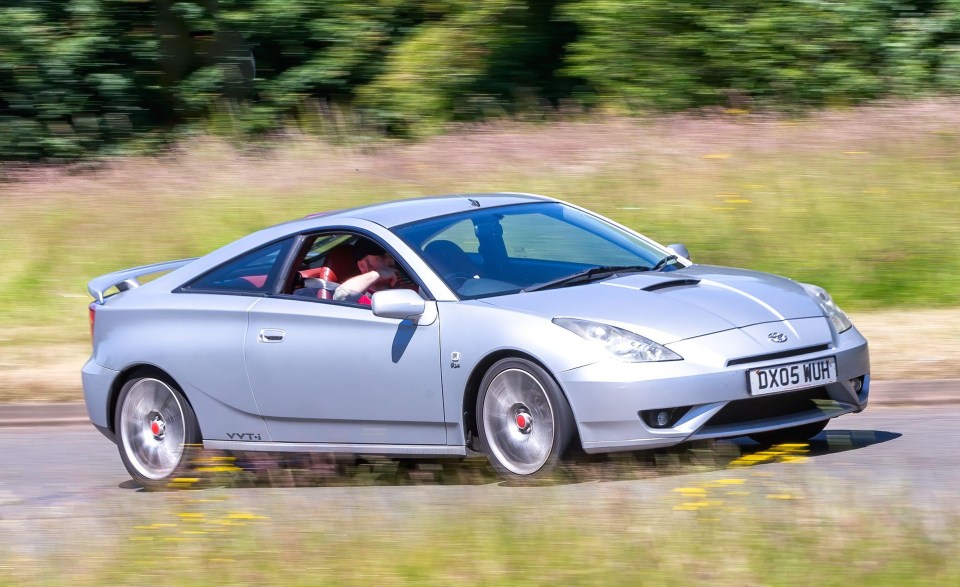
top-left (768, 332), bottom-right (788, 343)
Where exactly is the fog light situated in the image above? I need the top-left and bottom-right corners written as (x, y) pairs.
top-left (850, 378), bottom-right (863, 393)
top-left (640, 406), bottom-right (692, 429)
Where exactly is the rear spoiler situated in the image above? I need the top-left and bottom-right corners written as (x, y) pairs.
top-left (87, 258), bottom-right (197, 304)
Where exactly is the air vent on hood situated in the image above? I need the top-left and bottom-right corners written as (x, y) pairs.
top-left (642, 278), bottom-right (701, 292)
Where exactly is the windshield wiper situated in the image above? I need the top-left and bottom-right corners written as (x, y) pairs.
top-left (650, 254), bottom-right (678, 272)
top-left (523, 265), bottom-right (650, 293)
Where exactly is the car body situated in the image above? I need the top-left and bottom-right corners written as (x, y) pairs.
top-left (83, 193), bottom-right (870, 487)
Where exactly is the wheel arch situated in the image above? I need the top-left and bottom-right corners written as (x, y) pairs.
top-left (107, 364), bottom-right (199, 436)
top-left (461, 349), bottom-right (579, 451)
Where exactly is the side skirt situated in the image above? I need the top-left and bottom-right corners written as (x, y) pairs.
top-left (203, 440), bottom-right (467, 458)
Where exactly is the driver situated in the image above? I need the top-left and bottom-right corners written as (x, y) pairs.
top-left (333, 239), bottom-right (401, 305)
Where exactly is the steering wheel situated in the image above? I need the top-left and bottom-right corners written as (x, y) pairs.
top-left (292, 271), bottom-right (306, 291)
top-left (443, 271), bottom-right (475, 290)
top-left (392, 269), bottom-right (417, 289)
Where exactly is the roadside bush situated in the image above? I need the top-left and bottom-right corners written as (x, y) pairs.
top-left (0, 1), bottom-right (163, 158)
top-left (6, 1), bottom-right (960, 158)
top-left (562, 0), bottom-right (960, 111)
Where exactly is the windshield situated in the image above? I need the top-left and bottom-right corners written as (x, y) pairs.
top-left (393, 202), bottom-right (675, 299)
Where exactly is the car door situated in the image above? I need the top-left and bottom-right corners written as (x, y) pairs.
top-left (242, 235), bottom-right (445, 445)
top-left (170, 237), bottom-right (298, 441)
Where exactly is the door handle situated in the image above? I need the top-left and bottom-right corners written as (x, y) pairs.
top-left (258, 328), bottom-right (285, 343)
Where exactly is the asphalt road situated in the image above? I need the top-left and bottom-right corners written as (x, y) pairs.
top-left (2, 374), bottom-right (959, 572)
top-left (1, 402), bottom-right (957, 524)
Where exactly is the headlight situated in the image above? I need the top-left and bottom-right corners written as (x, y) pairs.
top-left (552, 318), bottom-right (682, 362)
top-left (801, 284), bottom-right (852, 333)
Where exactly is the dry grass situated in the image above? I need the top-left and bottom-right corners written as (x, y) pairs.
top-left (5, 98), bottom-right (960, 196)
top-left (851, 308), bottom-right (960, 382)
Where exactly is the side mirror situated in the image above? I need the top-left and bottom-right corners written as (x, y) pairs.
top-left (371, 289), bottom-right (426, 320)
top-left (668, 243), bottom-right (691, 261)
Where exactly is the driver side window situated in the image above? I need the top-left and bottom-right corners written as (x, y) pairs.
top-left (284, 232), bottom-right (422, 305)
top-left (285, 233), bottom-right (362, 301)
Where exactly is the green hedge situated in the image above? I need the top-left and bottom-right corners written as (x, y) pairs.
top-left (4, 0), bottom-right (960, 158)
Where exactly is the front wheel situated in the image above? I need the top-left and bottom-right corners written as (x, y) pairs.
top-left (115, 375), bottom-right (201, 490)
top-left (748, 420), bottom-right (828, 446)
top-left (476, 358), bottom-right (575, 482)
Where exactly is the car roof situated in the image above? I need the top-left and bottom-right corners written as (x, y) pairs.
top-left (297, 192), bottom-right (555, 229)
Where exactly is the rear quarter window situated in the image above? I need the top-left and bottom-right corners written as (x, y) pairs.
top-left (184, 238), bottom-right (293, 293)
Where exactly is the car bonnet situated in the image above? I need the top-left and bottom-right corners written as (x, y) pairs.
top-left (480, 265), bottom-right (826, 344)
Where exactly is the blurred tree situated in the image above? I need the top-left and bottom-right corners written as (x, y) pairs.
top-left (214, 0), bottom-right (428, 134)
top-left (355, 1), bottom-right (496, 134)
top-left (208, 0), bottom-right (578, 135)
top-left (0, 0), bottom-right (256, 157)
top-left (480, 0), bottom-right (580, 113)
top-left (561, 0), bottom-right (960, 111)
top-left (0, 0), bottom-right (164, 158)
top-left (357, 0), bottom-right (579, 134)
top-left (158, 1), bottom-right (256, 126)
top-left (881, 0), bottom-right (960, 93)
top-left (562, 0), bottom-right (898, 110)
top-left (4, 0), bottom-right (960, 158)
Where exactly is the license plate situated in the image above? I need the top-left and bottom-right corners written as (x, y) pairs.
top-left (748, 357), bottom-right (837, 395)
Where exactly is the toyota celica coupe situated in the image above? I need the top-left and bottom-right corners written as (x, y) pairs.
top-left (83, 193), bottom-right (870, 488)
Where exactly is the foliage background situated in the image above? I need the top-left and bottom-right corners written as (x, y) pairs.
top-left (4, 0), bottom-right (960, 158)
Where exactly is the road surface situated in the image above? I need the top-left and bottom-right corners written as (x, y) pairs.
top-left (1, 403), bottom-right (957, 561)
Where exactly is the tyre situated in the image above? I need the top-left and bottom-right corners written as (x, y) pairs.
top-left (476, 358), bottom-right (575, 482)
top-left (115, 375), bottom-right (201, 490)
top-left (748, 420), bottom-right (828, 446)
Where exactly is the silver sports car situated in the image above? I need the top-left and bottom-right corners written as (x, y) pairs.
top-left (83, 193), bottom-right (870, 487)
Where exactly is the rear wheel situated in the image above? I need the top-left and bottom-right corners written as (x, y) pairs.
top-left (115, 375), bottom-right (200, 490)
top-left (476, 358), bottom-right (575, 482)
top-left (748, 420), bottom-right (828, 446)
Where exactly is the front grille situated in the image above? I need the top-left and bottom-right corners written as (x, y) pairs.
top-left (706, 386), bottom-right (832, 428)
top-left (726, 344), bottom-right (830, 367)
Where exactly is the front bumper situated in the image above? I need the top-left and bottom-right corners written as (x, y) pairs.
top-left (556, 324), bottom-right (870, 454)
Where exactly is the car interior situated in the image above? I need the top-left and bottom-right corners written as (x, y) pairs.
top-left (289, 234), bottom-right (419, 300)
top-left (290, 241), bottom-right (360, 299)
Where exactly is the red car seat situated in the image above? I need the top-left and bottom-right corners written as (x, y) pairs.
top-left (294, 246), bottom-right (361, 300)
top-left (300, 266), bottom-right (338, 281)
top-left (323, 245), bottom-right (360, 282)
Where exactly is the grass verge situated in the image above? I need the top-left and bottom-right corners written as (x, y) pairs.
top-left (1, 440), bottom-right (957, 585)
top-left (0, 100), bottom-right (958, 395)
